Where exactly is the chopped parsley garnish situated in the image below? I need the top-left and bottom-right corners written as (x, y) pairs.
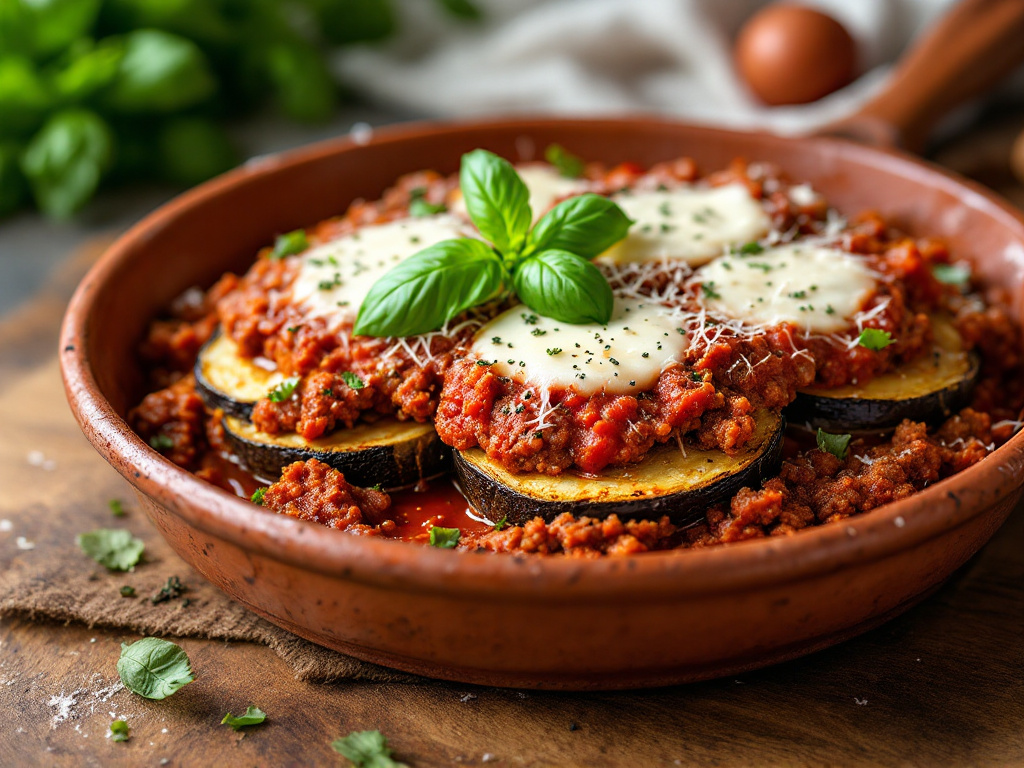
top-left (109, 499), bottom-right (126, 517)
top-left (251, 487), bottom-right (268, 506)
top-left (546, 348), bottom-right (562, 355)
top-left (521, 313), bottom-right (539, 325)
top-left (409, 197), bottom-right (447, 217)
top-left (816, 429), bottom-right (852, 460)
top-left (825, 305), bottom-right (836, 315)
top-left (735, 241), bottom-right (764, 255)
top-left (110, 720), bottom-right (130, 743)
top-left (330, 730), bottom-right (408, 768)
top-left (493, 516), bottom-right (508, 531)
top-left (221, 706), bottom-right (267, 731)
top-left (117, 638), bottom-right (194, 700)
top-left (428, 527), bottom-right (461, 549)
top-left (658, 202), bottom-right (672, 217)
top-left (932, 263), bottom-right (971, 287)
top-left (267, 376), bottom-right (300, 402)
top-left (857, 328), bottom-right (895, 351)
top-left (530, 328), bottom-right (547, 336)
top-left (149, 434), bottom-right (174, 452)
top-left (342, 371), bottom-right (365, 389)
top-left (544, 143), bottom-right (585, 178)
top-left (475, 359), bottom-right (493, 366)
top-left (609, 357), bottom-right (620, 365)
top-left (120, 585), bottom-right (136, 598)
top-left (271, 229), bottom-right (308, 259)
top-left (491, 336), bottom-right (502, 344)
top-left (77, 529), bottom-right (145, 571)
top-left (641, 352), bottom-right (649, 358)
top-left (701, 282), bottom-right (721, 300)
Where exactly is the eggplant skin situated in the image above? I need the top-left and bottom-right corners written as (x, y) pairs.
top-left (223, 415), bottom-right (452, 490)
top-left (787, 318), bottom-right (979, 433)
top-left (194, 332), bottom-right (281, 421)
top-left (454, 411), bottom-right (784, 526)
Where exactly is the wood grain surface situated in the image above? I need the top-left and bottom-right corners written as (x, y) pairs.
top-left (2, 120), bottom-right (1024, 767)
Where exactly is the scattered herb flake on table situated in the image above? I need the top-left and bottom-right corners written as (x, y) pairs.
top-left (76, 529), bottom-right (144, 571)
top-left (109, 719), bottom-right (130, 742)
top-left (221, 705), bottom-right (267, 731)
top-left (330, 730), bottom-right (408, 768)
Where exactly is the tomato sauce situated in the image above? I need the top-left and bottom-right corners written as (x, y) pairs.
top-left (202, 450), bottom-right (489, 542)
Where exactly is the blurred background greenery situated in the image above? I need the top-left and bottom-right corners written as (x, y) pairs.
top-left (0, 0), bottom-right (479, 219)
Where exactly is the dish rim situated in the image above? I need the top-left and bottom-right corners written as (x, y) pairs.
top-left (60, 115), bottom-right (1024, 602)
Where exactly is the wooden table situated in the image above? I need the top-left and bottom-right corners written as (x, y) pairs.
top-left (1, 116), bottom-right (1023, 768)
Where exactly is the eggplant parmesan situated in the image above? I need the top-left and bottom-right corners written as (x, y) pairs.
top-left (129, 149), bottom-right (1024, 557)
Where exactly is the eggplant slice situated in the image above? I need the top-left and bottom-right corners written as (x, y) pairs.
top-left (224, 415), bottom-right (452, 490)
top-left (787, 316), bottom-right (979, 433)
top-left (194, 332), bottom-right (280, 420)
top-left (454, 410), bottom-right (784, 526)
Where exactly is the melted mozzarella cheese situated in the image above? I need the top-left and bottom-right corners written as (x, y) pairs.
top-left (696, 244), bottom-right (877, 334)
top-left (450, 163), bottom-right (590, 223)
top-left (290, 214), bottom-right (474, 321)
top-left (599, 184), bottom-right (771, 266)
top-left (471, 299), bottom-right (688, 397)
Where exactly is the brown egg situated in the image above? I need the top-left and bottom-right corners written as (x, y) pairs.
top-left (735, 4), bottom-right (857, 106)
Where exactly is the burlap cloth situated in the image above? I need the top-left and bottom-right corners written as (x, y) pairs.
top-left (0, 242), bottom-right (417, 684)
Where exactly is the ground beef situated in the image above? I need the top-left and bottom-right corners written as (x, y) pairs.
top-left (462, 512), bottom-right (678, 557)
top-left (129, 376), bottom-right (210, 470)
top-left (261, 459), bottom-right (393, 532)
top-left (434, 358), bottom-right (741, 474)
top-left (464, 409), bottom-right (1000, 556)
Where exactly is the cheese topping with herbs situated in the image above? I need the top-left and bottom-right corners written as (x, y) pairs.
top-left (696, 244), bottom-right (877, 334)
top-left (291, 214), bottom-right (474, 321)
top-left (450, 164), bottom-right (590, 223)
top-left (599, 184), bottom-right (771, 266)
top-left (471, 298), bottom-right (688, 397)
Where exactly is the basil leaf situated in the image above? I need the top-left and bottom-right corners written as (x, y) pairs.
top-left (857, 328), bottom-right (894, 351)
top-left (77, 529), bottom-right (144, 571)
top-left (460, 149), bottom-right (531, 253)
top-left (429, 527), bottom-right (461, 548)
top-left (0, 56), bottom-right (55, 137)
top-left (354, 239), bottom-right (504, 337)
top-left (528, 193), bottom-right (632, 259)
top-left (51, 38), bottom-right (124, 102)
top-left (157, 117), bottom-right (237, 186)
top-left (221, 705), bottom-right (266, 731)
top-left (932, 263), bottom-right (970, 287)
top-left (544, 143), bottom-right (584, 178)
top-left (104, 30), bottom-right (215, 113)
top-left (22, 0), bottom-right (101, 59)
top-left (437, 0), bottom-right (482, 21)
top-left (109, 719), bottom-right (130, 743)
top-left (331, 730), bottom-right (408, 768)
top-left (20, 108), bottom-right (112, 218)
top-left (265, 41), bottom-right (337, 123)
top-left (513, 249), bottom-right (613, 325)
top-left (0, 141), bottom-right (28, 217)
top-left (117, 637), bottom-right (194, 700)
top-left (816, 429), bottom-right (851, 460)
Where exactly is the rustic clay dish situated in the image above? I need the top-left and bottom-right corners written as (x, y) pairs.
top-left (59, 115), bottom-right (1024, 689)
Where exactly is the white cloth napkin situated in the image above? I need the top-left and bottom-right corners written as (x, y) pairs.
top-left (333, 0), bottom-right (972, 134)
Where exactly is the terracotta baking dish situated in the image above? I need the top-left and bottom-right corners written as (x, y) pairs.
top-left (60, 3), bottom-right (1024, 689)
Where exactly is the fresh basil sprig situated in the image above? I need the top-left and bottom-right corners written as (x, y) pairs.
top-left (354, 149), bottom-right (632, 338)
